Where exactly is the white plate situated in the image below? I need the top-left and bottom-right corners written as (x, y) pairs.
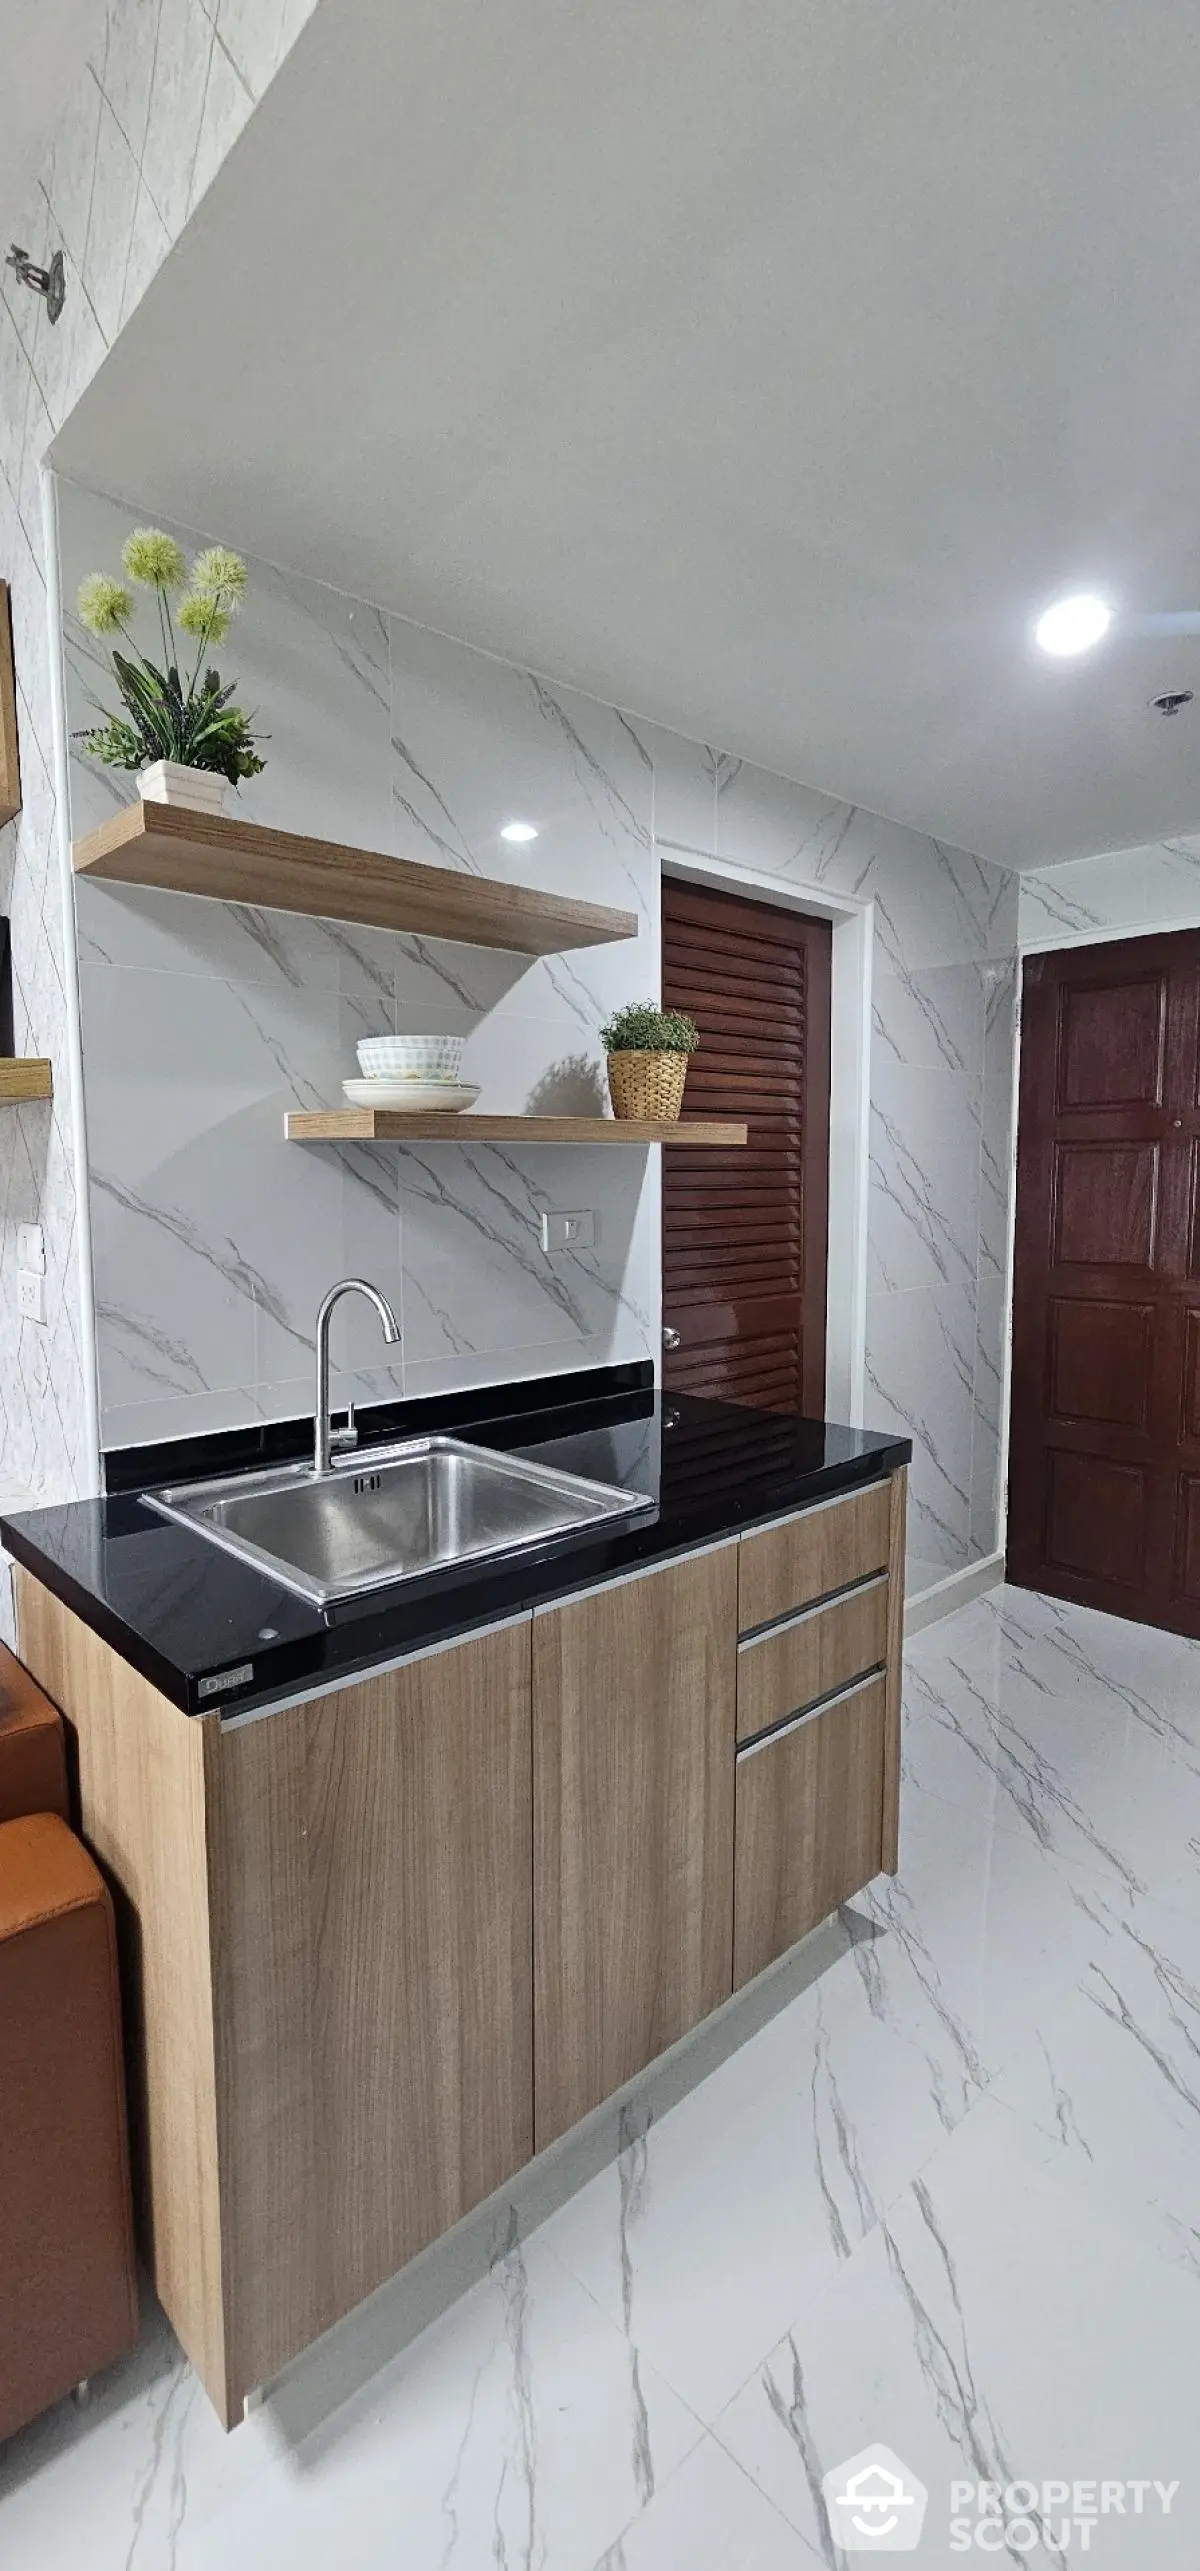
top-left (342, 1078), bottom-right (482, 1112)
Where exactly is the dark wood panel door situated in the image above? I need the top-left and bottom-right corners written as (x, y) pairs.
top-left (1008, 930), bottom-right (1200, 1636)
top-left (661, 877), bottom-right (831, 1412)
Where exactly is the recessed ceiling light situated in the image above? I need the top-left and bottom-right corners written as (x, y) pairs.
top-left (500, 820), bottom-right (538, 844)
top-left (1034, 593), bottom-right (1113, 658)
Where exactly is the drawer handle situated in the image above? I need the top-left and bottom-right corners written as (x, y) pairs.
top-left (736, 1664), bottom-right (884, 1760)
top-left (738, 1568), bottom-right (887, 1651)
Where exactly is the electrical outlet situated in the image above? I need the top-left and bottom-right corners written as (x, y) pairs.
top-left (541, 1209), bottom-right (595, 1253)
top-left (18, 1268), bottom-right (47, 1325)
top-left (17, 1223), bottom-right (44, 1274)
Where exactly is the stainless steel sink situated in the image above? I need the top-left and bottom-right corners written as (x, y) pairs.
top-left (144, 1434), bottom-right (653, 1608)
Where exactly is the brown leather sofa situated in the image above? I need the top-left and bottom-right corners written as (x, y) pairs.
top-left (0, 1638), bottom-right (138, 2440)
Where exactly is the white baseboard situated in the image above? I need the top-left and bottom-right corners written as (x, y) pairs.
top-left (905, 1550), bottom-right (1005, 1636)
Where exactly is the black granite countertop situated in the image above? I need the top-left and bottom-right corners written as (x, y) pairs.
top-left (0, 1372), bottom-right (910, 1719)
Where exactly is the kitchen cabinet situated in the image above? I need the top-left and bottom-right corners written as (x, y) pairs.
top-left (732, 1466), bottom-right (905, 1980)
top-left (15, 1575), bottom-right (533, 2426)
top-left (210, 1621), bottom-right (534, 2394)
top-left (532, 1544), bottom-right (738, 2148)
top-left (12, 1459), bottom-right (906, 2426)
top-left (733, 1673), bottom-right (886, 1986)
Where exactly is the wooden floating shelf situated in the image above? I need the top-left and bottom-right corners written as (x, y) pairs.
top-left (72, 801), bottom-right (639, 957)
top-left (286, 1109), bottom-right (748, 1147)
top-left (0, 1059), bottom-right (52, 1103)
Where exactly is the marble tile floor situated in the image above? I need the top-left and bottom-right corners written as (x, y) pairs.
top-left (4, 1583), bottom-right (1200, 2568)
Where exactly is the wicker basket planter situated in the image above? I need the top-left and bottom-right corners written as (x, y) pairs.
top-left (607, 1049), bottom-right (689, 1122)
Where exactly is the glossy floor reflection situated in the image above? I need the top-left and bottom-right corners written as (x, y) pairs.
top-left (3, 1585), bottom-right (1198, 2568)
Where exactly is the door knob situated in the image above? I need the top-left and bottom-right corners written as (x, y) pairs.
top-left (662, 1325), bottom-right (681, 1351)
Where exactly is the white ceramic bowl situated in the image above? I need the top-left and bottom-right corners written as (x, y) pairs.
top-left (356, 1034), bottom-right (466, 1085)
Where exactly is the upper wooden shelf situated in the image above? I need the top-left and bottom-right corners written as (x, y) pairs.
top-left (72, 802), bottom-right (638, 956)
top-left (0, 1059), bottom-right (52, 1103)
top-left (286, 1108), bottom-right (747, 1147)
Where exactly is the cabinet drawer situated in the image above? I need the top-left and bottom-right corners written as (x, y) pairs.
top-left (733, 1673), bottom-right (885, 1987)
top-left (736, 1575), bottom-right (887, 1744)
top-left (738, 1480), bottom-right (890, 1635)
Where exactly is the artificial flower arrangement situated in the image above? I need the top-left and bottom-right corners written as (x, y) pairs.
top-left (75, 528), bottom-right (266, 791)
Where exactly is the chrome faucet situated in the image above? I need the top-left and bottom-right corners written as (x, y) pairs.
top-left (314, 1279), bottom-right (401, 1476)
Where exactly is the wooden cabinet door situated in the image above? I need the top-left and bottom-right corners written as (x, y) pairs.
top-left (532, 1545), bottom-right (737, 2148)
top-left (210, 1616), bottom-right (534, 2396)
top-left (733, 1674), bottom-right (885, 1989)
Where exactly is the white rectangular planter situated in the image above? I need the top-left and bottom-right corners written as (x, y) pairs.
top-left (138, 760), bottom-right (229, 814)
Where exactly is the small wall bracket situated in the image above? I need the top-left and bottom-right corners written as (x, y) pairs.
top-left (5, 245), bottom-right (65, 324)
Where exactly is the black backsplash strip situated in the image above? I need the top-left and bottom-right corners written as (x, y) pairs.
top-left (103, 1359), bottom-right (655, 1494)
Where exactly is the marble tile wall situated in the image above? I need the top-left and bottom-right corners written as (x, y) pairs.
top-left (61, 484), bottom-right (661, 1445)
top-left (0, 0), bottom-right (320, 1640)
top-left (1020, 832), bottom-right (1200, 945)
top-left (61, 484), bottom-right (1018, 1577)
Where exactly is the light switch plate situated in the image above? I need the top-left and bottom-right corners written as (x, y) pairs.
top-left (17, 1223), bottom-right (44, 1274)
top-left (541, 1209), bottom-right (595, 1253)
top-left (18, 1268), bottom-right (47, 1324)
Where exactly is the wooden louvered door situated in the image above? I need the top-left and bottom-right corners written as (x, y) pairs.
top-left (661, 877), bottom-right (831, 1411)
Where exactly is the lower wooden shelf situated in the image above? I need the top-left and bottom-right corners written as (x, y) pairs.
top-left (285, 1109), bottom-right (748, 1145)
top-left (0, 1059), bottom-right (52, 1103)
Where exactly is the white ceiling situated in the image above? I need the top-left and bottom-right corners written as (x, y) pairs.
top-left (50, 0), bottom-right (1200, 867)
top-left (1, 0), bottom-right (102, 246)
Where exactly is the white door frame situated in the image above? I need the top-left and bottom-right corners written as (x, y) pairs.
top-left (658, 849), bottom-right (873, 1426)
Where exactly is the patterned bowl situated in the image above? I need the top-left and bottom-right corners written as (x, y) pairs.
top-left (356, 1034), bottom-right (467, 1084)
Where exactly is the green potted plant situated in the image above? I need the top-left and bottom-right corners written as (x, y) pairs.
top-left (75, 529), bottom-right (266, 814)
top-left (600, 1000), bottom-right (700, 1122)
